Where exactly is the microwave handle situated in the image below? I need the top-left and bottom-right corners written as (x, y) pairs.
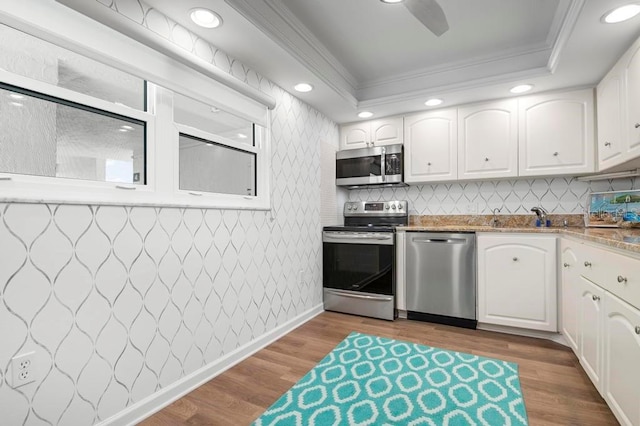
top-left (381, 147), bottom-right (386, 182)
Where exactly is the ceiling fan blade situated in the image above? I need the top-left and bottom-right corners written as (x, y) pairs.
top-left (403, 0), bottom-right (449, 37)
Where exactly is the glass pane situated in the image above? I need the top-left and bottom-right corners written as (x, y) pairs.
top-left (174, 93), bottom-right (254, 146)
top-left (322, 243), bottom-right (393, 294)
top-left (0, 24), bottom-right (144, 110)
top-left (179, 134), bottom-right (255, 196)
top-left (0, 86), bottom-right (145, 184)
top-left (336, 156), bottom-right (382, 179)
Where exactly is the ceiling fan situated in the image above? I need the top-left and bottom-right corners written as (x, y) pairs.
top-left (382, 0), bottom-right (449, 36)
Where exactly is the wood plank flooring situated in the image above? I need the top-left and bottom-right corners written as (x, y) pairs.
top-left (140, 312), bottom-right (618, 425)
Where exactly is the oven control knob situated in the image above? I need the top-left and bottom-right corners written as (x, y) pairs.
top-left (391, 204), bottom-right (396, 210)
top-left (353, 205), bottom-right (358, 210)
top-left (385, 204), bottom-right (390, 210)
top-left (398, 204), bottom-right (403, 210)
top-left (347, 205), bottom-right (352, 210)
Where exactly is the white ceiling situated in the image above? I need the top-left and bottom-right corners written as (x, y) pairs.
top-left (123, 0), bottom-right (640, 123)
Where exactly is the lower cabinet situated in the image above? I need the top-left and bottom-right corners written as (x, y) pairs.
top-left (603, 292), bottom-right (640, 426)
top-left (560, 238), bottom-right (640, 426)
top-left (477, 234), bottom-right (557, 331)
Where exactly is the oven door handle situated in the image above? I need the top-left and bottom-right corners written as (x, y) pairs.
top-left (324, 234), bottom-right (393, 241)
top-left (326, 289), bottom-right (393, 302)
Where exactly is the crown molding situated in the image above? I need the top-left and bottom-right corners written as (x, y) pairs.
top-left (547, 0), bottom-right (585, 73)
top-left (224, 0), bottom-right (358, 107)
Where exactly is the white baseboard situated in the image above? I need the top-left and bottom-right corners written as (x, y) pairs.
top-left (99, 304), bottom-right (325, 426)
top-left (477, 323), bottom-right (570, 347)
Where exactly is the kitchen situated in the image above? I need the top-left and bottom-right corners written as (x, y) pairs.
top-left (0, 0), bottom-right (639, 425)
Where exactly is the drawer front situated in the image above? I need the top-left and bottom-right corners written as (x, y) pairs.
top-left (579, 243), bottom-right (640, 310)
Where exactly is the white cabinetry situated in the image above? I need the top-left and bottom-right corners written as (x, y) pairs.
top-left (597, 62), bottom-right (625, 170)
top-left (624, 41), bottom-right (640, 157)
top-left (560, 237), bottom-right (640, 426)
top-left (458, 99), bottom-right (518, 180)
top-left (340, 117), bottom-right (403, 150)
top-left (603, 292), bottom-right (640, 426)
top-left (518, 89), bottom-right (595, 176)
top-left (404, 109), bottom-right (457, 183)
top-left (477, 234), bottom-right (557, 331)
top-left (560, 239), bottom-right (580, 352)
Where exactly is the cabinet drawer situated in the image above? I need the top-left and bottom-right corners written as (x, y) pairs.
top-left (579, 243), bottom-right (640, 310)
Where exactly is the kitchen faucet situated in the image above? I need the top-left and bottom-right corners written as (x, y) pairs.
top-left (531, 206), bottom-right (549, 226)
top-left (491, 208), bottom-right (501, 227)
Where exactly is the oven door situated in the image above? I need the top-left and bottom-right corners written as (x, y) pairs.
top-left (322, 231), bottom-right (396, 320)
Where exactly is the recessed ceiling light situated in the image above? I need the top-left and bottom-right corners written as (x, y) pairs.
top-left (118, 128), bottom-right (129, 132)
top-left (380, 0), bottom-right (404, 3)
top-left (237, 133), bottom-right (248, 139)
top-left (424, 98), bottom-right (443, 107)
top-left (510, 84), bottom-right (533, 94)
top-left (121, 125), bottom-right (133, 130)
top-left (602, 4), bottom-right (640, 23)
top-left (10, 102), bottom-right (23, 107)
top-left (190, 8), bottom-right (222, 28)
top-left (294, 83), bottom-right (313, 93)
top-left (358, 111), bottom-right (374, 118)
top-left (9, 93), bottom-right (24, 100)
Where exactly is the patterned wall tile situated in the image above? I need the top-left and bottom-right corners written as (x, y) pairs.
top-left (350, 177), bottom-right (639, 216)
top-left (0, 1), bottom-right (338, 424)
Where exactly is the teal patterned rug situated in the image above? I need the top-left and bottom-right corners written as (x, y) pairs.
top-left (253, 332), bottom-right (528, 426)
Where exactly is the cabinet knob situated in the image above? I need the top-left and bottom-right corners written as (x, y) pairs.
top-left (584, 261), bottom-right (592, 267)
top-left (604, 142), bottom-right (611, 147)
top-left (563, 262), bottom-right (570, 267)
top-left (370, 141), bottom-right (375, 146)
top-left (484, 157), bottom-right (489, 162)
top-left (512, 257), bottom-right (518, 261)
top-left (427, 162), bottom-right (432, 166)
top-left (553, 152), bottom-right (559, 156)
top-left (635, 326), bottom-right (640, 335)
top-left (617, 275), bottom-right (628, 283)
top-left (592, 295), bottom-right (600, 302)
top-left (635, 123), bottom-right (640, 129)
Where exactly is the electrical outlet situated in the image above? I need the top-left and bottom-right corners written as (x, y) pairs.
top-left (466, 203), bottom-right (478, 214)
top-left (11, 351), bottom-right (36, 388)
top-left (298, 269), bottom-right (305, 285)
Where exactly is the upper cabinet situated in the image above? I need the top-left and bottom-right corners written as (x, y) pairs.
top-left (518, 89), bottom-right (595, 177)
top-left (597, 62), bottom-right (625, 170)
top-left (339, 116), bottom-right (403, 150)
top-left (595, 34), bottom-right (640, 172)
top-left (404, 109), bottom-right (457, 183)
top-left (458, 99), bottom-right (518, 180)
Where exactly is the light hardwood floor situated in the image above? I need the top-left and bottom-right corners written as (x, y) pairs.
top-left (141, 312), bottom-right (618, 425)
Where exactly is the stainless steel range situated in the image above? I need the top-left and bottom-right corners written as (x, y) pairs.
top-left (322, 200), bottom-right (408, 320)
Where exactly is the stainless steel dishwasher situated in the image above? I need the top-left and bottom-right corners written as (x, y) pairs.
top-left (406, 232), bottom-right (477, 329)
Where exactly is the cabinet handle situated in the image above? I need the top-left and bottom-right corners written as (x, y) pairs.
top-left (592, 295), bottom-right (600, 301)
top-left (563, 262), bottom-right (570, 267)
top-left (635, 123), bottom-right (640, 129)
top-left (584, 261), bottom-right (592, 267)
top-left (484, 157), bottom-right (489, 162)
top-left (617, 275), bottom-right (628, 283)
top-left (512, 257), bottom-right (518, 261)
top-left (553, 152), bottom-right (559, 156)
top-left (604, 142), bottom-right (611, 147)
top-left (635, 326), bottom-right (640, 335)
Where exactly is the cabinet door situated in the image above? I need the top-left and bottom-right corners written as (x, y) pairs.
top-left (578, 277), bottom-right (605, 393)
top-left (597, 66), bottom-right (626, 171)
top-left (404, 109), bottom-right (457, 183)
top-left (560, 239), bottom-right (581, 353)
top-left (370, 117), bottom-right (403, 147)
top-left (518, 89), bottom-right (595, 176)
top-left (340, 122), bottom-right (370, 150)
top-left (458, 100), bottom-right (518, 179)
top-left (477, 234), bottom-right (557, 331)
top-left (603, 292), bottom-right (640, 426)
top-left (625, 43), bottom-right (640, 156)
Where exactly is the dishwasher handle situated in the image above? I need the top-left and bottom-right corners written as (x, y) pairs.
top-left (411, 237), bottom-right (469, 244)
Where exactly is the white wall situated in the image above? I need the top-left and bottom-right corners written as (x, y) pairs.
top-left (0, 1), bottom-right (338, 425)
top-left (349, 177), bottom-right (639, 215)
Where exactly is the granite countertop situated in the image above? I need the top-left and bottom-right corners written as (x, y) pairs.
top-left (398, 214), bottom-right (640, 254)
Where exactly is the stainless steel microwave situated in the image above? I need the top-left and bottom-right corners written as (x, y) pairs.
top-left (336, 144), bottom-right (404, 187)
